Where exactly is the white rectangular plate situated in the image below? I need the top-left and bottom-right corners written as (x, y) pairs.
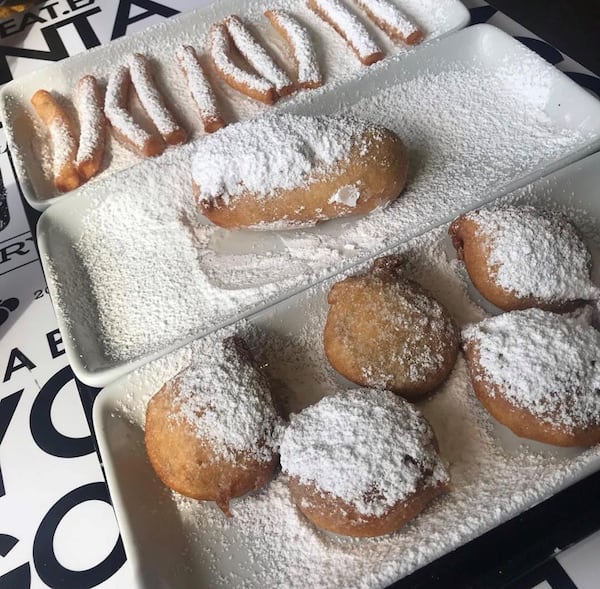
top-left (0, 0), bottom-right (468, 210)
top-left (94, 149), bottom-right (600, 589)
top-left (38, 24), bottom-right (600, 387)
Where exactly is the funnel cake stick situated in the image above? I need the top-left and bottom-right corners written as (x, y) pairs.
top-left (30, 89), bottom-right (81, 192)
top-left (265, 9), bottom-right (323, 90)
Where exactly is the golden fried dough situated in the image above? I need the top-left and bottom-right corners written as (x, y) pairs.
top-left (449, 206), bottom-right (599, 312)
top-left (145, 337), bottom-right (279, 515)
top-left (280, 389), bottom-right (449, 537)
top-left (462, 309), bottom-right (600, 447)
top-left (324, 255), bottom-right (459, 399)
top-left (191, 114), bottom-right (408, 230)
top-left (30, 89), bottom-right (81, 192)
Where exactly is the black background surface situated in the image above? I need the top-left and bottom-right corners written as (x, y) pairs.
top-left (489, 0), bottom-right (600, 75)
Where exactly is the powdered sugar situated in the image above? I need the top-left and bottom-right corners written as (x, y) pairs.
top-left (47, 51), bottom-right (594, 364)
top-left (48, 119), bottom-right (76, 174)
top-left (176, 45), bottom-right (224, 130)
top-left (128, 53), bottom-right (181, 138)
top-left (265, 9), bottom-right (322, 88)
top-left (280, 389), bottom-right (448, 516)
top-left (0, 1), bottom-right (516, 204)
top-left (104, 226), bottom-right (600, 588)
top-left (104, 65), bottom-right (152, 151)
top-left (209, 23), bottom-right (275, 96)
top-left (170, 337), bottom-right (279, 462)
top-left (327, 268), bottom-right (457, 390)
top-left (75, 76), bottom-right (104, 165)
top-left (466, 206), bottom-right (600, 303)
top-left (225, 15), bottom-right (292, 94)
top-left (191, 114), bottom-right (375, 203)
top-left (355, 0), bottom-right (421, 43)
top-left (462, 309), bottom-right (600, 431)
top-left (308, 0), bottom-right (383, 63)
top-left (329, 184), bottom-right (361, 206)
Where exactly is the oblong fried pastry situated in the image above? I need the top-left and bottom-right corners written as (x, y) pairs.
top-left (208, 22), bottom-right (277, 105)
top-left (324, 255), bottom-right (459, 399)
top-left (353, 0), bottom-right (424, 45)
top-left (265, 9), bottom-right (323, 90)
top-left (462, 308), bottom-right (600, 447)
top-left (145, 337), bottom-right (279, 516)
top-left (176, 45), bottom-right (226, 133)
top-left (280, 389), bottom-right (449, 537)
top-left (192, 113), bottom-right (408, 230)
top-left (307, 0), bottom-right (384, 65)
top-left (128, 53), bottom-right (187, 146)
top-left (449, 206), bottom-right (599, 312)
top-left (75, 75), bottom-right (106, 180)
top-left (224, 15), bottom-right (294, 96)
top-left (104, 65), bottom-right (164, 157)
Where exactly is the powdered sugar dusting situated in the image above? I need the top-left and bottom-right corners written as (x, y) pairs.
top-left (75, 76), bottom-right (104, 165)
top-left (128, 53), bottom-right (180, 137)
top-left (340, 275), bottom-right (456, 388)
top-left (225, 15), bottom-right (292, 94)
top-left (209, 23), bottom-right (274, 96)
top-left (280, 389), bottom-right (448, 516)
top-left (3, 1), bottom-right (516, 202)
top-left (265, 9), bottom-right (322, 88)
top-left (192, 114), bottom-right (375, 203)
top-left (108, 226), bottom-right (600, 588)
top-left (355, 0), bottom-right (421, 41)
top-left (328, 184), bottom-right (361, 206)
top-left (57, 144), bottom-right (290, 361)
top-left (308, 0), bottom-right (383, 63)
top-left (330, 65), bottom-right (586, 257)
top-left (104, 65), bottom-right (152, 151)
top-left (176, 45), bottom-right (223, 127)
top-left (462, 309), bottom-right (600, 431)
top-left (48, 119), bottom-right (76, 173)
top-left (170, 338), bottom-right (279, 462)
top-left (50, 57), bottom-right (593, 363)
top-left (467, 206), bottom-right (600, 303)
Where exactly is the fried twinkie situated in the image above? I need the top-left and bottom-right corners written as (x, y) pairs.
top-left (104, 65), bottom-right (164, 157)
top-left (265, 9), bottom-right (323, 90)
top-left (224, 15), bottom-right (294, 97)
top-left (128, 53), bottom-right (187, 146)
top-left (307, 0), bottom-right (384, 65)
top-left (462, 309), bottom-right (600, 447)
top-left (30, 90), bottom-right (81, 192)
top-left (324, 255), bottom-right (459, 399)
top-left (192, 113), bottom-right (408, 230)
top-left (449, 206), bottom-right (600, 312)
top-left (145, 337), bottom-right (279, 516)
top-left (75, 76), bottom-right (106, 180)
top-left (353, 0), bottom-right (424, 45)
top-left (209, 22), bottom-right (278, 105)
top-left (176, 45), bottom-right (226, 133)
top-left (280, 389), bottom-right (449, 537)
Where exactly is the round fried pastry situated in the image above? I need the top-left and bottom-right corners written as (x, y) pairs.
top-left (280, 389), bottom-right (449, 537)
top-left (145, 337), bottom-right (279, 515)
top-left (449, 206), bottom-right (599, 312)
top-left (324, 255), bottom-right (459, 399)
top-left (462, 308), bottom-right (600, 447)
top-left (287, 478), bottom-right (446, 538)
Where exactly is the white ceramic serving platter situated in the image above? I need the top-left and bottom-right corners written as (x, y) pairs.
top-left (94, 150), bottom-right (600, 589)
top-left (38, 24), bottom-right (600, 388)
top-left (0, 0), bottom-right (469, 210)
